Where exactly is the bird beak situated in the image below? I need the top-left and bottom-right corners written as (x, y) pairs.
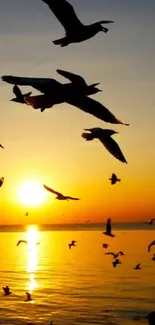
top-left (91, 83), bottom-right (100, 87)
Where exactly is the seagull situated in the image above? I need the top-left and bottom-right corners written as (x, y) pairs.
top-left (25, 292), bottom-right (33, 302)
top-left (10, 85), bottom-right (32, 104)
top-left (146, 311), bottom-right (155, 325)
top-left (103, 218), bottom-right (115, 237)
top-left (109, 173), bottom-right (121, 185)
top-left (25, 212), bottom-right (29, 216)
top-left (148, 240), bottom-right (155, 252)
top-left (105, 251), bottom-right (124, 258)
top-left (134, 263), bottom-right (141, 270)
top-left (2, 286), bottom-right (12, 295)
top-left (69, 240), bottom-right (77, 249)
top-left (16, 240), bottom-right (28, 246)
top-left (43, 184), bottom-right (80, 201)
top-left (0, 177), bottom-right (4, 187)
top-left (112, 259), bottom-right (121, 268)
top-left (82, 128), bottom-right (127, 164)
top-left (145, 218), bottom-right (155, 225)
top-left (102, 243), bottom-right (109, 249)
top-left (0, 144), bottom-right (4, 149)
top-left (41, 0), bottom-right (114, 47)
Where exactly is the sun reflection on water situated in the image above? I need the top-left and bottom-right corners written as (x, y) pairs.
top-left (26, 225), bottom-right (39, 292)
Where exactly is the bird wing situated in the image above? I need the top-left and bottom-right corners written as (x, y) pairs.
top-left (99, 135), bottom-right (127, 164)
top-left (0, 177), bottom-right (4, 187)
top-left (13, 85), bottom-right (22, 97)
top-left (17, 240), bottom-right (27, 246)
top-left (66, 196), bottom-right (80, 200)
top-left (57, 69), bottom-right (86, 86)
top-left (42, 0), bottom-right (83, 33)
top-left (105, 252), bottom-right (115, 257)
top-left (67, 96), bottom-right (128, 125)
top-left (43, 184), bottom-right (62, 196)
top-left (137, 263), bottom-right (140, 268)
top-left (106, 218), bottom-right (111, 233)
top-left (24, 94), bottom-right (54, 109)
top-left (0, 144), bottom-right (4, 149)
top-left (148, 241), bottom-right (155, 252)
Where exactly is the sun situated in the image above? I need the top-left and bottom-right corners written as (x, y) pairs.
top-left (17, 180), bottom-right (47, 206)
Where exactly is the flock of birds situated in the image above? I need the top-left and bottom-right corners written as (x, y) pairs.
top-left (0, 0), bottom-right (155, 324)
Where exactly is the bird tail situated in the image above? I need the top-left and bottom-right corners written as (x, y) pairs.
top-left (82, 132), bottom-right (94, 141)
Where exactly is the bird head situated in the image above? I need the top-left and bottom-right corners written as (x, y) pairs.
top-left (103, 129), bottom-right (118, 137)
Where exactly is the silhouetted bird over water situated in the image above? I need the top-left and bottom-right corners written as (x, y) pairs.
top-left (145, 218), bottom-right (155, 225)
top-left (103, 218), bottom-right (115, 237)
top-left (16, 240), bottom-right (28, 246)
top-left (43, 185), bottom-right (80, 201)
top-left (2, 286), bottom-right (12, 295)
top-left (11, 85), bottom-right (32, 104)
top-left (109, 173), bottom-right (121, 185)
top-left (82, 128), bottom-right (127, 164)
top-left (25, 292), bottom-right (33, 302)
top-left (41, 0), bottom-right (114, 46)
top-left (148, 240), bottom-right (155, 252)
top-left (112, 259), bottom-right (121, 268)
top-left (134, 263), bottom-right (141, 270)
top-left (69, 240), bottom-right (77, 249)
top-left (0, 177), bottom-right (4, 187)
top-left (102, 243), bottom-right (109, 249)
top-left (105, 251), bottom-right (124, 259)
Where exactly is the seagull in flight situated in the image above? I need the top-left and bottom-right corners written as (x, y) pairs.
top-left (109, 173), bottom-right (121, 185)
top-left (0, 177), bottom-right (4, 187)
top-left (16, 240), bottom-right (28, 246)
top-left (103, 218), bottom-right (115, 237)
top-left (43, 185), bottom-right (80, 201)
top-left (69, 240), bottom-right (77, 249)
top-left (82, 128), bottom-right (127, 164)
top-left (112, 259), bottom-right (121, 268)
top-left (25, 212), bottom-right (29, 216)
top-left (145, 218), bottom-right (155, 225)
top-left (148, 240), bottom-right (155, 252)
top-left (102, 243), bottom-right (109, 249)
top-left (0, 144), bottom-right (4, 149)
top-left (25, 292), bottom-right (33, 302)
top-left (105, 251), bottom-right (124, 259)
top-left (2, 286), bottom-right (12, 295)
top-left (10, 85), bottom-right (32, 104)
top-left (134, 263), bottom-right (141, 270)
top-left (41, 0), bottom-right (114, 47)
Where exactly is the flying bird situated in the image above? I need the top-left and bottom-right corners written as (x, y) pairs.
top-left (25, 292), bottom-right (33, 302)
top-left (109, 173), bottom-right (121, 185)
top-left (16, 240), bottom-right (28, 246)
top-left (148, 240), bottom-right (155, 252)
top-left (41, 0), bottom-right (114, 47)
top-left (2, 286), bottom-right (12, 295)
top-left (0, 177), bottom-right (4, 187)
top-left (25, 212), bottom-right (29, 216)
top-left (102, 243), bottom-right (109, 249)
top-left (134, 263), bottom-right (141, 270)
top-left (112, 259), bottom-right (121, 268)
top-left (145, 218), bottom-right (155, 225)
top-left (43, 184), bottom-right (80, 201)
top-left (69, 240), bottom-right (77, 249)
top-left (0, 144), bottom-right (4, 149)
top-left (105, 251), bottom-right (124, 259)
top-left (103, 218), bottom-right (115, 237)
top-left (10, 85), bottom-right (32, 104)
top-left (82, 128), bottom-right (127, 164)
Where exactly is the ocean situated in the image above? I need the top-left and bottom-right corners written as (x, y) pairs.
top-left (0, 223), bottom-right (154, 325)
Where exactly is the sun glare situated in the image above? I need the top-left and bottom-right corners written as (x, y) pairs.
top-left (17, 180), bottom-right (46, 207)
top-left (26, 225), bottom-right (39, 292)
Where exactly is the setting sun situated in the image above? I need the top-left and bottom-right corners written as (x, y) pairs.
top-left (17, 180), bottom-right (47, 207)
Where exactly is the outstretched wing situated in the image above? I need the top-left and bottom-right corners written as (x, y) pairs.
top-left (13, 85), bottom-right (22, 97)
top-left (148, 241), bottom-right (155, 252)
top-left (43, 184), bottom-right (62, 196)
top-left (105, 252), bottom-right (115, 257)
top-left (42, 0), bottom-right (83, 33)
top-left (106, 218), bottom-right (111, 233)
top-left (24, 94), bottom-right (54, 109)
top-left (57, 69), bottom-right (86, 86)
top-left (99, 135), bottom-right (127, 164)
top-left (66, 196), bottom-right (80, 200)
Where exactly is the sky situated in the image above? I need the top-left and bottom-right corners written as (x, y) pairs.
top-left (0, 0), bottom-right (155, 225)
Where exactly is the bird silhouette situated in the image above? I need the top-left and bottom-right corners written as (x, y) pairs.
top-left (25, 212), bottom-right (29, 216)
top-left (148, 240), bottom-right (155, 252)
top-left (102, 243), bottom-right (109, 249)
top-left (151, 254), bottom-right (155, 261)
top-left (2, 286), bottom-right (12, 295)
top-left (145, 218), bottom-right (155, 225)
top-left (109, 173), bottom-right (121, 185)
top-left (0, 144), bottom-right (4, 149)
top-left (43, 185), bottom-right (80, 201)
top-left (134, 263), bottom-right (141, 270)
top-left (103, 218), bottom-right (115, 237)
top-left (41, 0), bottom-right (114, 46)
top-left (82, 128), bottom-right (127, 164)
top-left (10, 85), bottom-right (32, 104)
top-left (105, 251), bottom-right (124, 258)
top-left (16, 240), bottom-right (28, 246)
top-left (25, 292), bottom-right (33, 302)
top-left (0, 177), bottom-right (4, 187)
top-left (112, 259), bottom-right (121, 268)
top-left (69, 240), bottom-right (77, 249)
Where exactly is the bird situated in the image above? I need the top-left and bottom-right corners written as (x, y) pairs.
top-left (69, 240), bottom-right (77, 249)
top-left (105, 251), bottom-right (124, 259)
top-left (25, 292), bottom-right (33, 302)
top-left (134, 263), bottom-right (141, 270)
top-left (10, 85), bottom-right (32, 104)
top-left (0, 144), bottom-right (4, 149)
top-left (25, 212), bottom-right (29, 216)
top-left (145, 218), bottom-right (155, 225)
top-left (103, 218), bottom-right (115, 237)
top-left (112, 259), bottom-right (121, 268)
top-left (102, 243), bottom-right (109, 249)
top-left (2, 286), bottom-right (12, 295)
top-left (0, 177), bottom-right (4, 187)
top-left (146, 311), bottom-right (155, 325)
top-left (148, 240), bottom-right (155, 252)
top-left (16, 240), bottom-right (28, 246)
top-left (41, 0), bottom-right (114, 47)
top-left (109, 173), bottom-right (121, 185)
top-left (151, 254), bottom-right (155, 261)
top-left (82, 128), bottom-right (127, 164)
top-left (43, 184), bottom-right (80, 201)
